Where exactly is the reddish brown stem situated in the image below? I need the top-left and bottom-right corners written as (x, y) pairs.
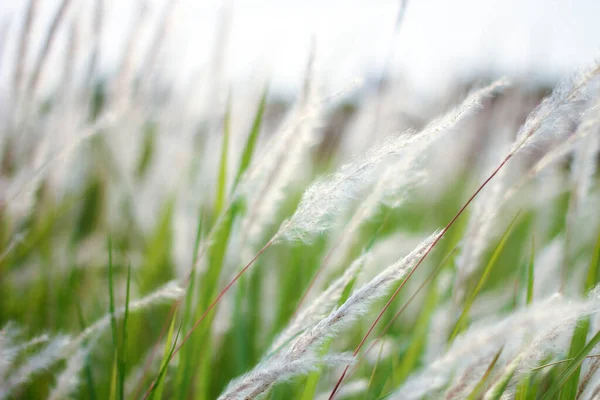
top-left (347, 247), bottom-right (457, 381)
top-left (131, 298), bottom-right (182, 399)
top-left (142, 237), bottom-right (276, 400)
top-left (329, 154), bottom-right (512, 399)
top-left (294, 209), bottom-right (392, 318)
top-left (293, 241), bottom-right (339, 317)
top-left (132, 238), bottom-right (212, 399)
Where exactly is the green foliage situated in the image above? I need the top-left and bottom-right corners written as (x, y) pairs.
top-left (2, 48), bottom-right (600, 400)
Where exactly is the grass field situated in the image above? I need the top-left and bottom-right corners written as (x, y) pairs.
top-left (1, 1), bottom-right (600, 399)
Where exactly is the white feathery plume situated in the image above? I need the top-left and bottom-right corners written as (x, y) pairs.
top-left (579, 358), bottom-right (600, 400)
top-left (580, 356), bottom-right (600, 400)
top-left (0, 282), bottom-right (183, 398)
top-left (47, 347), bottom-right (88, 400)
top-left (269, 252), bottom-right (370, 353)
top-left (327, 145), bottom-right (425, 270)
top-left (218, 353), bottom-right (354, 400)
top-left (221, 231), bottom-right (439, 399)
top-left (277, 80), bottom-right (509, 242)
top-left (514, 323), bottom-right (576, 375)
top-left (0, 335), bottom-right (71, 399)
top-left (0, 323), bottom-right (22, 381)
top-left (454, 72), bottom-right (598, 304)
top-left (0, 323), bottom-right (50, 386)
top-left (510, 64), bottom-right (600, 155)
top-left (288, 230), bottom-right (441, 359)
top-left (443, 353), bottom-right (497, 400)
top-left (503, 93), bottom-right (600, 205)
top-left (391, 293), bottom-right (600, 400)
top-left (483, 321), bottom-right (579, 400)
top-left (238, 45), bottom-right (322, 250)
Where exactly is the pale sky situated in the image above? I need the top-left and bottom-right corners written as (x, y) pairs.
top-left (1, 0), bottom-right (599, 96)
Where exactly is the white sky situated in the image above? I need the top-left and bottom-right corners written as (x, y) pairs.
top-left (1, 0), bottom-right (599, 96)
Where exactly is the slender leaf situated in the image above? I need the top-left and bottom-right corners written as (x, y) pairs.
top-left (151, 314), bottom-right (178, 400)
top-left (466, 346), bottom-right (503, 400)
top-left (231, 85), bottom-right (268, 192)
top-left (215, 95), bottom-right (231, 217)
top-left (107, 237), bottom-right (120, 400)
top-left (526, 235), bottom-right (535, 305)
top-left (542, 329), bottom-right (600, 400)
top-left (585, 226), bottom-right (600, 292)
top-left (119, 263), bottom-right (131, 400)
top-left (450, 212), bottom-right (521, 342)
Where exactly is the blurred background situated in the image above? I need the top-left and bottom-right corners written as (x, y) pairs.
top-left (1, 1), bottom-right (600, 399)
top-left (1, 0), bottom-right (600, 98)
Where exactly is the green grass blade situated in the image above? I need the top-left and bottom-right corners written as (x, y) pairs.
top-left (561, 227), bottom-right (600, 398)
top-left (466, 346), bottom-right (503, 400)
top-left (542, 329), bottom-right (600, 400)
top-left (119, 263), bottom-right (131, 400)
top-left (233, 273), bottom-right (250, 375)
top-left (74, 287), bottom-right (97, 400)
top-left (365, 340), bottom-right (387, 398)
top-left (192, 205), bottom-right (205, 266)
top-left (215, 95), bottom-right (231, 217)
top-left (108, 236), bottom-right (117, 346)
top-left (200, 85), bottom-right (269, 305)
top-left (174, 207), bottom-right (203, 397)
top-left (486, 360), bottom-right (518, 400)
top-left (231, 85), bottom-right (268, 192)
top-left (151, 313), bottom-right (178, 400)
top-left (109, 357), bottom-right (118, 400)
top-left (139, 197), bottom-right (175, 295)
top-left (136, 121), bottom-right (157, 179)
top-left (585, 226), bottom-right (600, 292)
top-left (560, 316), bottom-right (590, 400)
top-left (526, 235), bottom-right (535, 305)
top-left (515, 375), bottom-right (530, 400)
top-left (107, 236), bottom-right (120, 400)
top-left (450, 212), bottom-right (521, 342)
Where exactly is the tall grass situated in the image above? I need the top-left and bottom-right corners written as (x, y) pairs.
top-left (1, 2), bottom-right (600, 400)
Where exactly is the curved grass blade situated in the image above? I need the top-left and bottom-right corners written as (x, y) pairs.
top-left (541, 329), bottom-right (600, 400)
top-left (107, 236), bottom-right (121, 400)
top-left (560, 226), bottom-right (600, 399)
top-left (467, 346), bottom-right (503, 400)
top-left (119, 264), bottom-right (131, 400)
top-left (585, 226), bottom-right (600, 293)
top-left (449, 211), bottom-right (521, 343)
top-left (486, 361), bottom-right (518, 400)
top-left (231, 85), bottom-right (268, 193)
top-left (147, 317), bottom-right (183, 400)
top-left (526, 235), bottom-right (535, 305)
top-left (150, 314), bottom-right (178, 400)
top-left (215, 95), bottom-right (231, 217)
